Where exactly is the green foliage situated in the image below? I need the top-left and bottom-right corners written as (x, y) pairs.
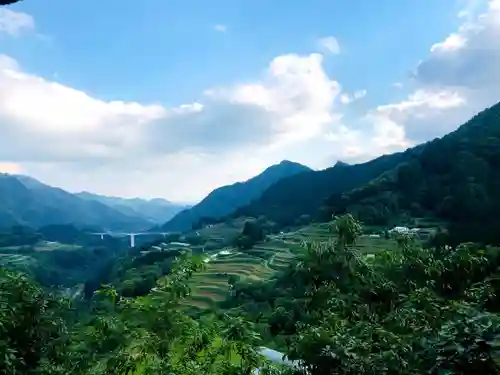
top-left (226, 214), bottom-right (500, 374)
top-left (6, 210), bottom-right (500, 374)
top-left (71, 253), bottom-right (268, 374)
top-left (0, 225), bottom-right (41, 247)
top-left (0, 253), bottom-right (270, 374)
top-left (0, 270), bottom-right (70, 374)
top-left (233, 219), bottom-right (267, 250)
top-left (184, 233), bottom-right (206, 245)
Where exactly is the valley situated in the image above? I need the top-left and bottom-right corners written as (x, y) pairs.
top-left (1, 101), bottom-right (500, 374)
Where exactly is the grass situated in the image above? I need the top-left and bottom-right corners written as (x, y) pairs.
top-left (34, 241), bottom-right (82, 252)
top-left (0, 241), bottom-right (81, 253)
top-left (294, 223), bottom-right (401, 253)
top-left (0, 253), bottom-right (34, 266)
top-left (187, 217), bottom-right (250, 241)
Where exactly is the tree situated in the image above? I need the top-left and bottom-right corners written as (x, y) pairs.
top-left (226, 214), bottom-right (500, 375)
top-left (0, 270), bottom-right (70, 374)
top-left (0, 0), bottom-right (22, 5)
top-left (235, 219), bottom-right (267, 250)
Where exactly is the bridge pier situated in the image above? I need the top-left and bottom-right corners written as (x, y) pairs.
top-left (89, 231), bottom-right (169, 248)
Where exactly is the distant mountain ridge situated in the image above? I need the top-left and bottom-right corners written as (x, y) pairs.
top-left (161, 160), bottom-right (312, 232)
top-left (76, 192), bottom-right (189, 225)
top-left (230, 151), bottom-right (412, 227)
top-left (0, 174), bottom-right (151, 231)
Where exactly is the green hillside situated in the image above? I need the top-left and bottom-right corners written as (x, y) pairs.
top-left (161, 160), bottom-right (312, 232)
top-left (325, 101), bottom-right (500, 245)
top-left (230, 150), bottom-right (412, 228)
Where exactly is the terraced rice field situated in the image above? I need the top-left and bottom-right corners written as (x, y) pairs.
top-left (183, 222), bottom-right (400, 311)
top-left (0, 253), bottom-right (34, 266)
top-left (183, 239), bottom-right (300, 310)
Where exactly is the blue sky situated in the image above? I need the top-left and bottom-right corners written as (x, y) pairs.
top-left (0, 0), bottom-right (498, 202)
top-left (8, 0), bottom-right (464, 104)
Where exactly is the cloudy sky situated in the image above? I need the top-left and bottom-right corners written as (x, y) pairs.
top-left (0, 0), bottom-right (499, 203)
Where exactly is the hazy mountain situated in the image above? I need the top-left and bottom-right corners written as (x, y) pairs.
top-left (161, 160), bottom-right (312, 232)
top-left (0, 174), bottom-right (150, 231)
top-left (76, 192), bottom-right (189, 224)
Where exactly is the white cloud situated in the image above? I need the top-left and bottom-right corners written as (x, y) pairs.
top-left (4, 1), bottom-right (500, 202)
top-left (0, 8), bottom-right (34, 36)
top-left (214, 24), bottom-right (227, 32)
top-left (367, 89), bottom-right (467, 142)
top-left (0, 52), bottom-right (353, 201)
top-left (339, 89), bottom-right (366, 105)
top-left (457, 0), bottom-right (485, 21)
top-left (415, 0), bottom-right (500, 92)
top-left (207, 53), bottom-right (341, 145)
top-left (430, 33), bottom-right (467, 53)
top-left (339, 93), bottom-right (351, 105)
top-left (354, 90), bottom-right (367, 100)
top-left (317, 36), bottom-right (340, 54)
top-left (365, 0), bottom-right (500, 145)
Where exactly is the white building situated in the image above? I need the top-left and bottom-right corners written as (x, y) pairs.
top-left (389, 226), bottom-right (410, 234)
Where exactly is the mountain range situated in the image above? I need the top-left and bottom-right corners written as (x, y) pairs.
top-left (158, 101), bottom-right (500, 246)
top-left (0, 161), bottom-right (312, 233)
top-left (230, 151), bottom-right (412, 226)
top-left (0, 101), bottom-right (499, 244)
top-left (0, 175), bottom-right (151, 231)
top-left (160, 160), bottom-right (312, 232)
top-left (75, 192), bottom-right (189, 225)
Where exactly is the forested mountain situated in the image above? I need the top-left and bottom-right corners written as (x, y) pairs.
top-left (161, 160), bottom-right (312, 232)
top-left (75, 192), bottom-right (189, 224)
top-left (0, 174), bottom-right (150, 231)
top-left (326, 101), bottom-right (500, 244)
top-left (231, 151), bottom-right (412, 227)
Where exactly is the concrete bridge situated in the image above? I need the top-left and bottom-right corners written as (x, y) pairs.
top-left (89, 231), bottom-right (171, 248)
